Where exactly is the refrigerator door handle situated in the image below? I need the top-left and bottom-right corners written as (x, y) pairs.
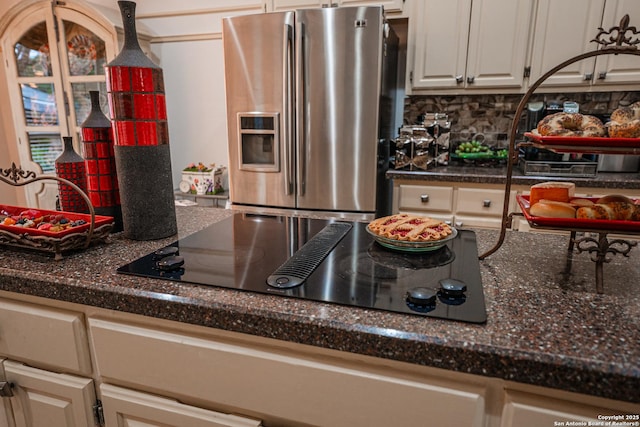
top-left (283, 20), bottom-right (294, 195)
top-left (295, 20), bottom-right (306, 197)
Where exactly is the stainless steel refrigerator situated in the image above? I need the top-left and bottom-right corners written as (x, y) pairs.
top-left (222, 6), bottom-right (400, 219)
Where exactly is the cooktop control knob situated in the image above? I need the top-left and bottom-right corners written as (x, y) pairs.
top-left (406, 287), bottom-right (437, 313)
top-left (153, 246), bottom-right (179, 259)
top-left (406, 287), bottom-right (437, 305)
top-left (439, 278), bottom-right (467, 298)
top-left (156, 255), bottom-right (184, 271)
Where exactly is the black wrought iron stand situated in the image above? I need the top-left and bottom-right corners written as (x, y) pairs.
top-left (479, 15), bottom-right (640, 294)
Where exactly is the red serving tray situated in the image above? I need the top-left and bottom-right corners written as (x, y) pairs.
top-left (524, 132), bottom-right (640, 155)
top-left (524, 132), bottom-right (640, 147)
top-left (0, 205), bottom-right (114, 238)
top-left (516, 195), bottom-right (640, 233)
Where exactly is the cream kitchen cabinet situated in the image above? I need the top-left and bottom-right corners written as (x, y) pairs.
top-left (407, 0), bottom-right (533, 93)
top-left (0, 299), bottom-right (98, 426)
top-left (455, 187), bottom-right (519, 229)
top-left (500, 384), bottom-right (640, 427)
top-left (0, 360), bottom-right (97, 427)
top-left (0, 299), bottom-right (92, 376)
top-left (393, 181), bottom-right (520, 229)
top-left (0, 292), bottom-right (635, 427)
top-left (592, 0), bottom-right (640, 88)
top-left (88, 317), bottom-right (490, 427)
top-left (528, 0), bottom-right (640, 90)
top-left (395, 183), bottom-right (455, 223)
top-left (528, 0), bottom-right (605, 88)
top-left (268, 0), bottom-right (404, 13)
top-left (99, 384), bottom-right (262, 427)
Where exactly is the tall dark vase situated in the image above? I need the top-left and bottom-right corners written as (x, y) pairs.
top-left (106, 0), bottom-right (177, 240)
top-left (81, 90), bottom-right (123, 232)
top-left (55, 136), bottom-right (88, 213)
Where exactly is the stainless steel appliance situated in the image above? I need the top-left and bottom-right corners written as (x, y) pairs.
top-left (597, 154), bottom-right (640, 172)
top-left (117, 214), bottom-right (487, 323)
top-left (222, 7), bottom-right (400, 219)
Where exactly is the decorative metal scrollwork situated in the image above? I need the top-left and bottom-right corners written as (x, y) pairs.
top-left (0, 163), bottom-right (36, 184)
top-left (0, 163), bottom-right (109, 259)
top-left (574, 234), bottom-right (637, 264)
top-left (592, 14), bottom-right (640, 50)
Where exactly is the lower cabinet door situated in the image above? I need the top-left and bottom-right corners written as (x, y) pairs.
top-left (2, 360), bottom-right (96, 427)
top-left (100, 384), bottom-right (262, 427)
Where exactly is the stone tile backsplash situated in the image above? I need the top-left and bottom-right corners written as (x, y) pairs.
top-left (404, 91), bottom-right (640, 148)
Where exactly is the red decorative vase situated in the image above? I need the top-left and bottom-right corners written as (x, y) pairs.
top-left (81, 90), bottom-right (123, 232)
top-left (106, 1), bottom-right (177, 240)
top-left (55, 136), bottom-right (88, 213)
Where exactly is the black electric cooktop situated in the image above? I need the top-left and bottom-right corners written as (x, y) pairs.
top-left (117, 214), bottom-right (487, 323)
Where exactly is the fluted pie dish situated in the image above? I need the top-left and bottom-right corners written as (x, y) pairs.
top-left (367, 213), bottom-right (457, 252)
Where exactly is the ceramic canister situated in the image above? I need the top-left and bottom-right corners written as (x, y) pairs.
top-left (106, 1), bottom-right (177, 240)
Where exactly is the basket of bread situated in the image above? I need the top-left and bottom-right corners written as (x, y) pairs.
top-left (517, 181), bottom-right (640, 232)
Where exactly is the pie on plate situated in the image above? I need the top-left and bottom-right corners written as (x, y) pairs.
top-left (368, 214), bottom-right (453, 242)
top-left (367, 214), bottom-right (457, 252)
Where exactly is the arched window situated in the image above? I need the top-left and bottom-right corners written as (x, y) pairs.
top-left (2, 1), bottom-right (117, 208)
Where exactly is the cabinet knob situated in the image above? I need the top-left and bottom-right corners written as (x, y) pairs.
top-left (584, 72), bottom-right (593, 81)
top-left (483, 199), bottom-right (491, 208)
top-left (455, 75), bottom-right (464, 84)
top-left (0, 382), bottom-right (13, 397)
top-left (466, 76), bottom-right (475, 84)
top-left (598, 72), bottom-right (607, 80)
top-left (420, 194), bottom-right (429, 203)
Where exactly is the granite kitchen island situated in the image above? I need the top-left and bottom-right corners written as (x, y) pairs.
top-left (0, 206), bottom-right (638, 425)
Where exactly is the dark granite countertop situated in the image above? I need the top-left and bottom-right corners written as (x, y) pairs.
top-left (0, 207), bottom-right (639, 404)
top-left (388, 166), bottom-right (640, 189)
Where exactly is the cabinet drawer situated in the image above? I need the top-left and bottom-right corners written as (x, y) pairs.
top-left (100, 384), bottom-right (262, 427)
top-left (456, 188), bottom-right (509, 217)
top-left (90, 319), bottom-right (488, 427)
top-left (500, 389), bottom-right (639, 427)
top-left (398, 185), bottom-right (454, 213)
top-left (0, 300), bottom-right (91, 375)
top-left (454, 215), bottom-right (502, 229)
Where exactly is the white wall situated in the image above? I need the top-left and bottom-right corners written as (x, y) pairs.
top-left (151, 39), bottom-right (229, 179)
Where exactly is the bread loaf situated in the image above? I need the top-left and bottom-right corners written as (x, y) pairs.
top-left (576, 205), bottom-right (615, 220)
top-left (529, 200), bottom-right (576, 218)
top-left (529, 182), bottom-right (575, 205)
top-left (576, 194), bottom-right (640, 221)
top-left (596, 195), bottom-right (636, 220)
top-left (569, 198), bottom-right (594, 207)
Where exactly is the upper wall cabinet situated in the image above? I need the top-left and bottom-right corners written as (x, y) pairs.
top-left (529, 0), bottom-right (640, 90)
top-left (592, 0), bottom-right (640, 87)
top-left (408, 0), bottom-right (533, 93)
top-left (268, 0), bottom-right (405, 13)
top-left (528, 0), bottom-right (605, 88)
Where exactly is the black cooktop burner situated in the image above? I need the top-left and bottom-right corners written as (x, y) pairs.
top-left (117, 214), bottom-right (487, 323)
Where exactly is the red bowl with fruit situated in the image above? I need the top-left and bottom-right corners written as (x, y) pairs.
top-left (0, 205), bottom-right (114, 238)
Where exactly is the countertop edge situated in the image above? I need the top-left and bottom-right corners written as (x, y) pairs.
top-left (0, 268), bottom-right (637, 404)
top-left (387, 168), bottom-right (640, 189)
